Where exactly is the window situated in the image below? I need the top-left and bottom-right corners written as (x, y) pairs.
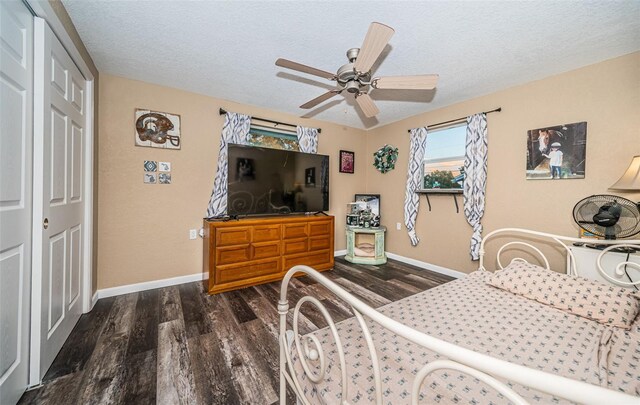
top-left (422, 125), bottom-right (466, 192)
top-left (246, 124), bottom-right (299, 151)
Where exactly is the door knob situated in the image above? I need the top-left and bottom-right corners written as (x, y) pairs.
top-left (43, 218), bottom-right (49, 229)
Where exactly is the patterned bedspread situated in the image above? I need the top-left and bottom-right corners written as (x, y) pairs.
top-left (290, 271), bottom-right (640, 404)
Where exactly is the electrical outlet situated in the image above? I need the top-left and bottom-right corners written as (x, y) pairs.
top-left (189, 229), bottom-right (197, 240)
top-left (396, 222), bottom-right (401, 231)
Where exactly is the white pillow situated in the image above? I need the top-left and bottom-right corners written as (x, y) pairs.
top-left (488, 261), bottom-right (640, 329)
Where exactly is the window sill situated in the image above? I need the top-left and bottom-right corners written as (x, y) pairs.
top-left (417, 189), bottom-right (463, 195)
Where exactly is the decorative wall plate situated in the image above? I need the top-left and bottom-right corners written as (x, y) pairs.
top-left (135, 109), bottom-right (181, 150)
top-left (143, 173), bottom-right (156, 184)
top-left (159, 173), bottom-right (172, 184)
top-left (159, 161), bottom-right (171, 172)
top-left (144, 160), bottom-right (157, 172)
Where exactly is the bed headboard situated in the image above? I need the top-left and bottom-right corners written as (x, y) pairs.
top-left (477, 228), bottom-right (640, 288)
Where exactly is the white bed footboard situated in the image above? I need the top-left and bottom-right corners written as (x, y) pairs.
top-left (278, 228), bottom-right (640, 404)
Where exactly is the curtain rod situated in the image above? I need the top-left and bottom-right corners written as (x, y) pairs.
top-left (407, 107), bottom-right (502, 133)
top-left (219, 108), bottom-right (321, 133)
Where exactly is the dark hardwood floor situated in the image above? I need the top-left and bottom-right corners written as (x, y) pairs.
top-left (19, 257), bottom-right (453, 405)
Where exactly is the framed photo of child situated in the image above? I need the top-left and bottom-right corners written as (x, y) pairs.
top-left (526, 122), bottom-right (587, 180)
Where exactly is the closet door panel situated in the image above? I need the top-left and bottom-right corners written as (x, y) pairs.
top-left (34, 19), bottom-right (86, 381)
top-left (0, 1), bottom-right (33, 403)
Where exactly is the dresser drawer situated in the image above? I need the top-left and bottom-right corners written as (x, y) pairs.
top-left (204, 216), bottom-right (334, 294)
top-left (309, 221), bottom-right (331, 236)
top-left (283, 238), bottom-right (307, 255)
top-left (216, 245), bottom-right (251, 265)
top-left (309, 236), bottom-right (330, 251)
top-left (252, 241), bottom-right (280, 260)
top-left (283, 250), bottom-right (332, 270)
top-left (216, 258), bottom-right (281, 284)
top-left (215, 227), bottom-right (251, 246)
top-left (253, 225), bottom-right (280, 242)
top-left (283, 223), bottom-right (308, 239)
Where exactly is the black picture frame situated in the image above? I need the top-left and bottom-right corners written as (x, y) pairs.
top-left (354, 194), bottom-right (380, 218)
top-left (339, 150), bottom-right (355, 174)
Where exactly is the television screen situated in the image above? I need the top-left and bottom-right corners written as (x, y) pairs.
top-left (227, 144), bottom-right (329, 216)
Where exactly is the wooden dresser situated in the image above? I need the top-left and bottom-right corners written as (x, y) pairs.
top-left (203, 215), bottom-right (334, 294)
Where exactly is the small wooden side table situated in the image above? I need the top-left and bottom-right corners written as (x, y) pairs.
top-left (345, 226), bottom-right (387, 265)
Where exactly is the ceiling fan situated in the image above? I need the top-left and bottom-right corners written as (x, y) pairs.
top-left (275, 22), bottom-right (439, 118)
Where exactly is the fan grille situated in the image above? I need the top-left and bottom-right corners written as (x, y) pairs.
top-left (573, 194), bottom-right (640, 238)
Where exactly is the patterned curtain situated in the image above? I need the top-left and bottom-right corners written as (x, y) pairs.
top-left (463, 113), bottom-right (488, 260)
top-left (403, 127), bottom-right (428, 246)
top-left (206, 112), bottom-right (251, 218)
top-left (296, 125), bottom-right (319, 153)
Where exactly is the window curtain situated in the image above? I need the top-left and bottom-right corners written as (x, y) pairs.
top-left (463, 113), bottom-right (488, 260)
top-left (205, 112), bottom-right (251, 218)
top-left (296, 125), bottom-right (319, 154)
top-left (403, 127), bottom-right (428, 246)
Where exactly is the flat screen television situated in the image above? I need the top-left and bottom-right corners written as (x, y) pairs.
top-left (226, 144), bottom-right (329, 216)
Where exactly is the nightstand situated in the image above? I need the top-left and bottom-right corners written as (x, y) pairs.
top-left (567, 244), bottom-right (639, 288)
top-left (345, 226), bottom-right (387, 265)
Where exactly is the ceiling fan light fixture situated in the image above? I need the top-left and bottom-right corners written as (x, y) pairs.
top-left (345, 81), bottom-right (361, 94)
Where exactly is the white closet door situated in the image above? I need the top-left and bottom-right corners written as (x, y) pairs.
top-left (33, 18), bottom-right (86, 380)
top-left (0, 1), bottom-right (34, 404)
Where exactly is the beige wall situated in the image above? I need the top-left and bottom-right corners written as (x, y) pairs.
top-left (98, 52), bottom-right (639, 289)
top-left (366, 52), bottom-right (640, 274)
top-left (97, 74), bottom-right (367, 289)
top-left (48, 0), bottom-right (101, 292)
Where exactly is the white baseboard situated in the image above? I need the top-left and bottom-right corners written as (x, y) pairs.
top-left (333, 247), bottom-right (464, 279)
top-left (92, 250), bottom-right (347, 305)
top-left (96, 272), bottom-right (203, 301)
top-left (92, 250), bottom-right (444, 305)
top-left (90, 291), bottom-right (99, 310)
top-left (385, 252), bottom-right (466, 279)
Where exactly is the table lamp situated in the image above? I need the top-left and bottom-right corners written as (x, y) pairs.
top-left (610, 155), bottom-right (640, 191)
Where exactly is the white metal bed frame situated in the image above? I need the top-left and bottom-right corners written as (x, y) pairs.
top-left (278, 228), bottom-right (640, 405)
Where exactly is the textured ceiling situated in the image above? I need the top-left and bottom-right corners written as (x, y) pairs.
top-left (62, 0), bottom-right (640, 129)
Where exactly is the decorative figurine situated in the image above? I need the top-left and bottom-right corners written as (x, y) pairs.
top-left (359, 205), bottom-right (373, 228)
top-left (347, 201), bottom-right (381, 228)
top-left (346, 214), bottom-right (359, 226)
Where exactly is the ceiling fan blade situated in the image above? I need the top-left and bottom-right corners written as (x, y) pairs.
top-left (353, 22), bottom-right (395, 74)
top-left (276, 58), bottom-right (335, 80)
top-left (355, 93), bottom-right (379, 118)
top-left (300, 90), bottom-right (341, 109)
top-left (373, 74), bottom-right (439, 90)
